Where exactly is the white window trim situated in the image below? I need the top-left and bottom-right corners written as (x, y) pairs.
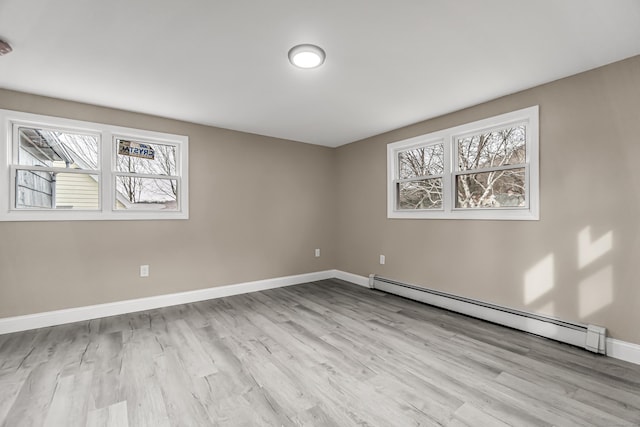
top-left (0, 109), bottom-right (189, 221)
top-left (387, 106), bottom-right (539, 220)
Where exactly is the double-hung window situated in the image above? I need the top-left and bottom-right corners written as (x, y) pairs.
top-left (0, 109), bottom-right (189, 221)
top-left (388, 106), bottom-right (538, 220)
top-left (114, 137), bottom-right (182, 211)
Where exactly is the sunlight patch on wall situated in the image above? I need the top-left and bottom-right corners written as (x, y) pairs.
top-left (578, 227), bottom-right (613, 269)
top-left (537, 301), bottom-right (556, 317)
top-left (579, 265), bottom-right (613, 318)
top-left (524, 254), bottom-right (554, 305)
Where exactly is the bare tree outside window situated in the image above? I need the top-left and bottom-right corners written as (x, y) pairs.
top-left (48, 132), bottom-right (99, 170)
top-left (398, 178), bottom-right (443, 209)
top-left (397, 143), bottom-right (444, 209)
top-left (154, 144), bottom-right (178, 197)
top-left (456, 126), bottom-right (526, 208)
top-left (18, 128), bottom-right (99, 170)
top-left (399, 144), bottom-right (444, 178)
top-left (16, 127), bottom-right (100, 209)
top-left (117, 156), bottom-right (144, 203)
top-left (388, 106), bottom-right (537, 220)
top-left (115, 140), bottom-right (178, 207)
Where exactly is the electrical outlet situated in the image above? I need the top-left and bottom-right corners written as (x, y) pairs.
top-left (315, 248), bottom-right (321, 257)
top-left (140, 264), bottom-right (149, 277)
top-left (379, 255), bottom-right (385, 265)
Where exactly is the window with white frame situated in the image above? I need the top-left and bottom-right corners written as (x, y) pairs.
top-left (387, 106), bottom-right (538, 220)
top-left (0, 109), bottom-right (189, 221)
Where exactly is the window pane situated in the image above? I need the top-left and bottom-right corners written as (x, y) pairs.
top-left (16, 169), bottom-right (99, 209)
top-left (457, 125), bottom-right (525, 171)
top-left (115, 177), bottom-right (178, 210)
top-left (17, 126), bottom-right (99, 170)
top-left (398, 144), bottom-right (444, 179)
top-left (398, 178), bottom-right (442, 209)
top-left (116, 139), bottom-right (177, 176)
top-left (456, 168), bottom-right (525, 208)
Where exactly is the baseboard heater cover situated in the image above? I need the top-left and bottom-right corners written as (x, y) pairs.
top-left (370, 275), bottom-right (607, 354)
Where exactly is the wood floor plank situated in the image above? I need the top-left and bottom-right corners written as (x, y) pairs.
top-left (1, 279), bottom-right (639, 426)
top-left (86, 401), bottom-right (128, 427)
top-left (2, 362), bottom-right (60, 427)
top-left (85, 331), bottom-right (124, 411)
top-left (43, 370), bottom-right (93, 427)
top-left (451, 402), bottom-right (514, 427)
top-left (165, 318), bottom-right (218, 378)
top-left (119, 329), bottom-right (171, 427)
top-left (495, 371), bottom-right (633, 426)
top-left (453, 330), bottom-right (640, 414)
top-left (0, 368), bottom-right (28, 423)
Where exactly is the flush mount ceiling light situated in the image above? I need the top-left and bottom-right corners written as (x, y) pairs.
top-left (288, 44), bottom-right (326, 69)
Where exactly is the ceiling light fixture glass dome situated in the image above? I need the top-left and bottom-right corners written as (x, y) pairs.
top-left (288, 44), bottom-right (326, 69)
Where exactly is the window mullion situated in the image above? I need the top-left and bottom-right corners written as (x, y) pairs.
top-left (395, 174), bottom-right (443, 184)
top-left (12, 165), bottom-right (98, 175)
top-left (102, 130), bottom-right (113, 212)
top-left (455, 163), bottom-right (527, 176)
top-left (11, 123), bottom-right (20, 164)
top-left (443, 135), bottom-right (453, 214)
top-left (114, 172), bottom-right (180, 180)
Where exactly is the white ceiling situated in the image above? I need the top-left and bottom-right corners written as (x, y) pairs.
top-left (1, 1), bottom-right (639, 147)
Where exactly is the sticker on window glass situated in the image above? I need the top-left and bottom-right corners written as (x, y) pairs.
top-left (118, 140), bottom-right (155, 160)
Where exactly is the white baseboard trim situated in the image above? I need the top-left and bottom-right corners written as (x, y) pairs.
top-left (0, 270), bottom-right (335, 335)
top-left (2, 269), bottom-right (639, 367)
top-left (332, 270), bottom-right (371, 288)
top-left (606, 338), bottom-right (640, 365)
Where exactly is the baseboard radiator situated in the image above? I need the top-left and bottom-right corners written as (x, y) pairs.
top-left (369, 275), bottom-right (607, 354)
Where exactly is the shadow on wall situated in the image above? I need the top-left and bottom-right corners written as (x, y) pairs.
top-left (523, 225), bottom-right (613, 323)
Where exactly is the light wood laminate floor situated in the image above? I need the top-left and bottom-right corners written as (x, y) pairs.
top-left (1, 279), bottom-right (639, 426)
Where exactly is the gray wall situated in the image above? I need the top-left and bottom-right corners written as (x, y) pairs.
top-left (335, 55), bottom-right (640, 344)
top-left (2, 54), bottom-right (639, 347)
top-left (0, 89), bottom-right (337, 317)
